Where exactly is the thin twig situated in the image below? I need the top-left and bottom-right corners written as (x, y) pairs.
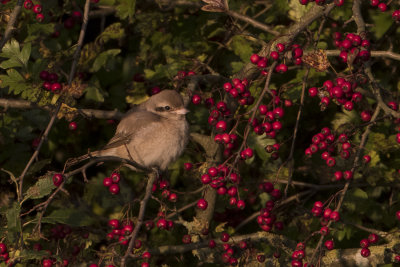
top-left (121, 171), bottom-right (158, 267)
top-left (284, 68), bottom-right (310, 197)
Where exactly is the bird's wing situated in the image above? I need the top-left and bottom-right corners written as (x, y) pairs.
top-left (102, 111), bottom-right (161, 150)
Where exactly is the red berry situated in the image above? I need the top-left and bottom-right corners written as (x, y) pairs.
top-left (326, 157), bottom-right (336, 167)
top-left (396, 210), bottom-right (400, 220)
top-left (208, 239), bottom-right (216, 248)
top-left (330, 211), bottom-right (340, 221)
top-left (51, 82), bottom-right (62, 92)
top-left (360, 238), bottom-right (369, 248)
top-left (191, 94), bottom-right (201, 105)
top-left (320, 226), bottom-right (329, 236)
top-left (368, 233), bottom-right (379, 244)
top-left (361, 110), bottom-right (372, 122)
top-left (270, 51), bottom-right (279, 60)
top-left (67, 121), bottom-right (77, 131)
top-left (237, 199), bottom-right (246, 209)
top-left (33, 4), bottom-right (42, 13)
top-left (361, 247), bottom-right (371, 257)
top-left (111, 172), bottom-right (120, 183)
top-left (334, 171), bottom-right (343, 181)
top-left (308, 87), bottom-right (318, 97)
top-left (109, 184), bottom-right (120, 194)
top-left (72, 11), bottom-right (82, 20)
top-left (182, 234), bottom-right (191, 244)
top-left (388, 101), bottom-right (399, 111)
top-left (184, 162), bottom-right (193, 170)
top-left (257, 254), bottom-right (266, 262)
top-left (142, 251), bottom-right (151, 259)
top-left (250, 54), bottom-right (260, 64)
top-left (108, 219), bottom-right (119, 229)
top-left (24, 0), bottom-right (33, 9)
top-left (363, 155), bottom-right (371, 163)
top-left (42, 259), bottom-right (53, 267)
top-left (220, 232), bottom-right (230, 242)
top-left (334, 0), bottom-right (344, 6)
top-left (52, 173), bottom-right (63, 187)
top-left (324, 240), bottom-right (334, 250)
top-left (0, 243), bottom-right (6, 254)
top-left (275, 63), bottom-right (288, 73)
top-left (197, 199), bottom-right (208, 210)
top-left (103, 177), bottom-right (112, 187)
top-left (215, 120), bottom-right (227, 132)
top-left (36, 13), bottom-right (44, 22)
top-left (378, 2), bottom-right (387, 12)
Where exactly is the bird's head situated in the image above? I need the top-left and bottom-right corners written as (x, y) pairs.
top-left (144, 90), bottom-right (189, 119)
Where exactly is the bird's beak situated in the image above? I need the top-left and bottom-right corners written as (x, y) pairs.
top-left (174, 108), bottom-right (190, 115)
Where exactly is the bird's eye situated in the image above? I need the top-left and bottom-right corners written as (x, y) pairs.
top-left (164, 106), bottom-right (171, 110)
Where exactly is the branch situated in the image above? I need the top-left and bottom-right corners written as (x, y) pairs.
top-left (0, 98), bottom-right (124, 120)
top-left (0, 0), bottom-right (24, 50)
top-left (121, 171), bottom-right (158, 267)
top-left (225, 10), bottom-right (280, 36)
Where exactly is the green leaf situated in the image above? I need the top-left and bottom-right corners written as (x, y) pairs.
top-left (0, 39), bottom-right (30, 69)
top-left (331, 109), bottom-right (357, 131)
top-left (97, 23), bottom-right (125, 44)
top-left (20, 42), bottom-right (31, 67)
top-left (24, 176), bottom-right (55, 201)
top-left (352, 188), bottom-right (368, 199)
top-left (230, 35), bottom-right (253, 62)
top-left (26, 159), bottom-right (51, 177)
top-left (91, 49), bottom-right (121, 72)
top-left (6, 201), bottom-right (21, 233)
top-left (85, 85), bottom-right (105, 102)
top-left (116, 0), bottom-right (136, 20)
top-left (41, 208), bottom-right (95, 226)
top-left (0, 69), bottom-right (30, 94)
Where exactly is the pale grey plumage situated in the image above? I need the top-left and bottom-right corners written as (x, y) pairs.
top-left (77, 90), bottom-right (189, 171)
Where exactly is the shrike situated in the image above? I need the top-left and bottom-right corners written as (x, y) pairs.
top-left (75, 90), bottom-right (189, 171)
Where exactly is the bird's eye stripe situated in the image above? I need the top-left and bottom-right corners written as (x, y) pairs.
top-left (155, 106), bottom-right (172, 112)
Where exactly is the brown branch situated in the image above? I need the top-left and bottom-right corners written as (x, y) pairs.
top-left (121, 171), bottom-right (158, 267)
top-left (324, 50), bottom-right (400, 61)
top-left (0, 98), bottom-right (124, 120)
top-left (225, 10), bottom-right (280, 36)
top-left (284, 67), bottom-right (310, 197)
top-left (0, 0), bottom-right (23, 50)
top-left (131, 231), bottom-right (296, 258)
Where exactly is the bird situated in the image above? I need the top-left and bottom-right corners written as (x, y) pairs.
top-left (71, 90), bottom-right (189, 172)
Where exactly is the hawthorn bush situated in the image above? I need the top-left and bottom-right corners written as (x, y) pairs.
top-left (0, 0), bottom-right (400, 266)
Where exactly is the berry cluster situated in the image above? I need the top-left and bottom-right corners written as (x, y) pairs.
top-left (308, 76), bottom-right (365, 112)
top-left (106, 219), bottom-right (134, 246)
top-left (257, 182), bottom-right (283, 232)
top-left (223, 78), bottom-right (255, 106)
top-left (23, 1), bottom-right (44, 22)
top-left (370, 0), bottom-right (388, 12)
top-left (358, 233), bottom-right (379, 258)
top-left (102, 172), bottom-right (121, 195)
top-left (152, 179), bottom-right (178, 203)
top-left (305, 127), bottom-right (356, 173)
top-left (332, 32), bottom-right (371, 64)
top-left (199, 166), bottom-right (245, 210)
top-left (0, 243), bottom-right (9, 265)
top-left (63, 10), bottom-right (83, 29)
top-left (311, 201), bottom-right (340, 222)
top-left (291, 242), bottom-right (307, 267)
top-left (40, 71), bottom-right (62, 93)
top-left (250, 43), bottom-right (303, 76)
